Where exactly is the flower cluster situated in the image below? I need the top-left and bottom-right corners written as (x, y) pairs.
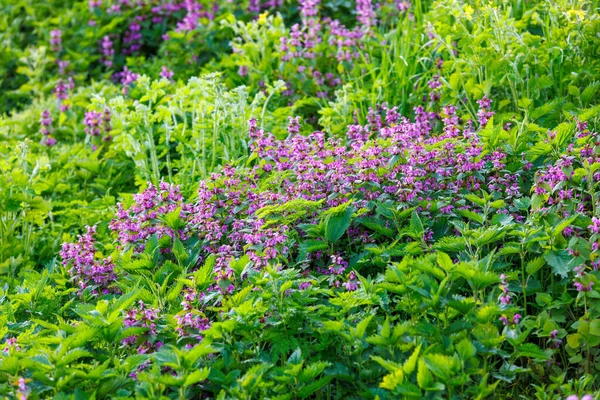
top-left (84, 109), bottom-right (112, 140)
top-left (15, 378), bottom-right (29, 400)
top-left (2, 337), bottom-right (20, 354)
top-left (50, 29), bottom-right (62, 53)
top-left (175, 285), bottom-right (211, 346)
top-left (123, 19), bottom-right (143, 55)
top-left (110, 181), bottom-right (190, 252)
top-left (498, 274), bottom-right (512, 305)
top-left (112, 67), bottom-right (139, 94)
top-left (60, 226), bottom-right (117, 295)
top-left (40, 110), bottom-right (57, 147)
top-left (122, 300), bottom-right (163, 354)
top-left (99, 35), bottom-right (115, 67)
top-left (104, 100), bottom-right (528, 319)
top-left (176, 0), bottom-right (215, 32)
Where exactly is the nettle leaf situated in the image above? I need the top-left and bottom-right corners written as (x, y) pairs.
top-left (172, 238), bottom-right (188, 266)
top-left (358, 216), bottom-right (395, 237)
top-left (491, 213), bottom-right (513, 226)
top-left (457, 209), bottom-right (484, 224)
top-left (288, 348), bottom-right (303, 365)
top-left (515, 343), bottom-right (549, 360)
top-left (184, 368), bottom-right (211, 386)
top-left (552, 214), bottom-right (578, 238)
top-left (352, 315), bottom-right (373, 340)
top-left (403, 343), bottom-right (421, 375)
top-left (410, 211), bottom-right (424, 239)
top-left (56, 349), bottom-right (93, 367)
top-left (194, 255), bottom-right (215, 290)
top-left (526, 257), bottom-right (546, 275)
top-left (416, 359), bottom-right (434, 389)
top-left (161, 207), bottom-right (184, 230)
top-left (474, 227), bottom-right (506, 247)
top-left (456, 339), bottom-right (476, 361)
top-left (372, 356), bottom-right (402, 373)
top-left (380, 368), bottom-right (404, 390)
top-left (299, 361), bottom-right (330, 382)
top-left (543, 250), bottom-right (571, 278)
top-left (324, 202), bottom-right (354, 243)
top-left (465, 194), bottom-right (487, 207)
top-left (434, 236), bottom-right (467, 252)
top-left (298, 376), bottom-right (333, 398)
top-left (229, 254), bottom-right (251, 278)
top-left (424, 354), bottom-right (458, 382)
top-left (436, 252), bottom-right (454, 271)
top-left (297, 239), bottom-right (328, 261)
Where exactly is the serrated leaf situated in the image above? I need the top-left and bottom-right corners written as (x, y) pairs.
top-left (403, 344), bottom-right (421, 375)
top-left (456, 339), bottom-right (476, 361)
top-left (417, 359), bottom-right (433, 389)
top-left (325, 204), bottom-right (354, 243)
top-left (543, 250), bottom-right (571, 278)
top-left (526, 257), bottom-right (546, 275)
top-left (410, 211), bottom-right (424, 238)
top-left (515, 343), bottom-right (549, 360)
top-left (423, 354), bottom-right (456, 381)
top-left (184, 368), bottom-right (210, 386)
top-left (298, 376), bottom-right (332, 398)
top-left (380, 368), bottom-right (404, 390)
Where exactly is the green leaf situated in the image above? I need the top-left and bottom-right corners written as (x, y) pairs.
top-left (184, 368), bottom-right (210, 386)
top-left (457, 209), bottom-right (484, 224)
top-left (194, 255), bottom-right (215, 290)
top-left (417, 359), bottom-right (433, 389)
top-left (410, 211), bottom-right (424, 238)
top-left (553, 215), bottom-right (578, 238)
top-left (353, 315), bottom-right (373, 340)
top-left (172, 238), bottom-right (188, 266)
top-left (436, 252), bottom-right (453, 271)
top-left (298, 239), bottom-right (328, 260)
top-left (590, 319), bottom-right (600, 336)
top-left (372, 356), bottom-right (402, 373)
top-left (288, 348), bottom-right (303, 365)
top-left (325, 203), bottom-right (354, 243)
top-left (423, 354), bottom-right (456, 381)
top-left (434, 236), bottom-right (467, 252)
top-left (526, 257), bottom-right (546, 275)
top-left (358, 217), bottom-right (395, 237)
top-left (456, 339), bottom-right (476, 361)
top-left (380, 369), bottom-right (404, 390)
top-left (298, 376), bottom-right (333, 398)
top-left (57, 349), bottom-right (93, 367)
top-left (543, 250), bottom-right (571, 278)
top-left (403, 344), bottom-right (421, 375)
top-left (515, 343), bottom-right (549, 360)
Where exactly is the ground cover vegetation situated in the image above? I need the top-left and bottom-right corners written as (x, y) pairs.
top-left (1, 0), bottom-right (600, 398)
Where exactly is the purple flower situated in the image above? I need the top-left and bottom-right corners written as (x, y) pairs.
top-left (99, 36), bottom-right (114, 67)
top-left (160, 66), bottom-right (174, 80)
top-left (287, 116), bottom-right (301, 135)
top-left (84, 111), bottom-right (103, 136)
top-left (57, 60), bottom-right (70, 75)
top-left (574, 281), bottom-right (594, 292)
top-left (50, 29), bottom-right (62, 52)
top-left (588, 217), bottom-right (600, 234)
top-left (477, 96), bottom-right (494, 126)
top-left (513, 314), bottom-right (522, 324)
top-left (60, 226), bottom-right (117, 296)
top-left (356, 0), bottom-right (376, 29)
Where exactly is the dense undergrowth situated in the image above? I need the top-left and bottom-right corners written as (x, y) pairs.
top-left (1, 0), bottom-right (600, 399)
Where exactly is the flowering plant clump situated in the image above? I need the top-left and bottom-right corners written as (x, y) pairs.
top-left (2, 0), bottom-right (600, 399)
